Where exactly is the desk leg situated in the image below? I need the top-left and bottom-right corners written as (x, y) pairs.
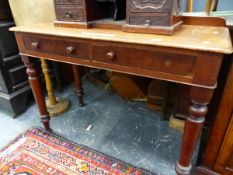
top-left (72, 65), bottom-right (84, 106)
top-left (22, 56), bottom-right (51, 131)
top-left (176, 87), bottom-right (213, 175)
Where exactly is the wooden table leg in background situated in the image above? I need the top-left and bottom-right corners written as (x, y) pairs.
top-left (176, 87), bottom-right (214, 175)
top-left (72, 65), bottom-right (84, 106)
top-left (22, 56), bottom-right (51, 131)
top-left (41, 59), bottom-right (70, 117)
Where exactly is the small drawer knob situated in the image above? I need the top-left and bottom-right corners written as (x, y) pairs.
top-left (66, 46), bottom-right (75, 54)
top-left (65, 12), bottom-right (72, 18)
top-left (145, 20), bottom-right (151, 27)
top-left (106, 52), bottom-right (115, 60)
top-left (31, 42), bottom-right (39, 49)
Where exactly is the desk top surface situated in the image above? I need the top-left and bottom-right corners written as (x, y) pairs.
top-left (11, 23), bottom-right (233, 54)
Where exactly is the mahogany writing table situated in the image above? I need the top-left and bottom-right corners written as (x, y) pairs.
top-left (11, 23), bottom-right (232, 175)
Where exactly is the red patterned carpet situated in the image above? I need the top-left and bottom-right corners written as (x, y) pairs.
top-left (0, 128), bottom-right (154, 175)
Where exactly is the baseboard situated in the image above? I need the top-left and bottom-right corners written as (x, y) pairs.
top-left (0, 85), bottom-right (31, 118)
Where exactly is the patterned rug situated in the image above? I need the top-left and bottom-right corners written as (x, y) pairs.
top-left (0, 127), bottom-right (154, 175)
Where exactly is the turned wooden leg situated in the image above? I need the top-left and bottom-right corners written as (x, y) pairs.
top-left (72, 65), bottom-right (84, 106)
top-left (41, 59), bottom-right (70, 116)
top-left (176, 87), bottom-right (214, 175)
top-left (41, 59), bottom-right (57, 105)
top-left (22, 56), bottom-right (51, 131)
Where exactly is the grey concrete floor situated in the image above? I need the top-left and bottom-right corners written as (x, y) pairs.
top-left (0, 79), bottom-right (184, 175)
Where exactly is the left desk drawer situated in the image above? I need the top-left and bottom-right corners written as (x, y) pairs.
top-left (23, 35), bottom-right (89, 60)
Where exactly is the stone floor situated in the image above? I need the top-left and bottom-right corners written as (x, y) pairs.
top-left (0, 79), bottom-right (184, 175)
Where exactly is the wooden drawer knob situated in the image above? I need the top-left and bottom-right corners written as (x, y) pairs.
top-left (65, 12), bottom-right (72, 18)
top-left (31, 42), bottom-right (40, 49)
top-left (106, 52), bottom-right (115, 60)
top-left (66, 46), bottom-right (75, 54)
top-left (145, 20), bottom-right (151, 27)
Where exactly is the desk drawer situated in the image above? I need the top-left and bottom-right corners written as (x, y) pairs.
top-left (93, 45), bottom-right (196, 76)
top-left (55, 5), bottom-right (84, 22)
top-left (129, 13), bottom-right (170, 26)
top-left (23, 35), bottom-right (89, 60)
top-left (55, 0), bottom-right (83, 5)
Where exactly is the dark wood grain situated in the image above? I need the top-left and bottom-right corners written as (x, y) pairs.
top-left (54, 0), bottom-right (107, 26)
top-left (125, 0), bottom-right (182, 35)
top-left (72, 65), bottom-right (84, 106)
top-left (21, 56), bottom-right (51, 131)
top-left (55, 0), bottom-right (83, 5)
top-left (196, 29), bottom-right (233, 175)
top-left (55, 6), bottom-right (84, 22)
top-left (214, 113), bottom-right (233, 174)
top-left (211, 59), bottom-right (233, 174)
top-left (176, 87), bottom-right (214, 175)
top-left (92, 43), bottom-right (196, 76)
top-left (23, 34), bottom-right (90, 60)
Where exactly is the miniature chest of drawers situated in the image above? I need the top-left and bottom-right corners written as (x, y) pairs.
top-left (123, 0), bottom-right (182, 35)
top-left (54, 0), bottom-right (104, 28)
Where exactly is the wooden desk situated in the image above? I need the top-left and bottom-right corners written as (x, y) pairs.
top-left (11, 23), bottom-right (232, 175)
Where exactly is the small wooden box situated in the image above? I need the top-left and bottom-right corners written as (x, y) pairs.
top-left (123, 0), bottom-right (183, 35)
top-left (54, 0), bottom-right (104, 28)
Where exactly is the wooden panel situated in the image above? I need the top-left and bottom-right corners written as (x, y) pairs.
top-left (0, 70), bottom-right (10, 94)
top-left (227, 153), bottom-right (233, 171)
top-left (110, 72), bottom-right (148, 100)
top-left (8, 65), bottom-right (27, 85)
top-left (202, 59), bottom-right (233, 169)
top-left (214, 114), bottom-right (233, 174)
top-left (23, 34), bottom-right (89, 60)
top-left (129, 13), bottom-right (171, 26)
top-left (55, 0), bottom-right (83, 5)
top-left (129, 0), bottom-right (172, 13)
top-left (2, 55), bottom-right (23, 68)
top-left (55, 5), bottom-right (84, 22)
top-left (92, 43), bottom-right (196, 76)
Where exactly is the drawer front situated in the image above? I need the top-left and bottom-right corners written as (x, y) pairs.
top-left (129, 13), bottom-right (171, 26)
top-left (93, 45), bottom-right (196, 76)
top-left (2, 54), bottom-right (23, 68)
top-left (55, 5), bottom-right (84, 22)
top-left (8, 65), bottom-right (27, 86)
top-left (55, 0), bottom-right (83, 5)
top-left (23, 35), bottom-right (89, 60)
top-left (129, 0), bottom-right (172, 13)
top-left (0, 70), bottom-right (10, 93)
